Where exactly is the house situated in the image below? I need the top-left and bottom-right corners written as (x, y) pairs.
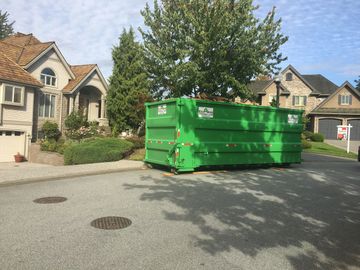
top-left (0, 33), bottom-right (109, 162)
top-left (247, 65), bottom-right (360, 140)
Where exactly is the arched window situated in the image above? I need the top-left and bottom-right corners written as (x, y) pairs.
top-left (40, 68), bottom-right (56, 86)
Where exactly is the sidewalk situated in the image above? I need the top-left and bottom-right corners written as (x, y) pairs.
top-left (325, 140), bottom-right (360, 154)
top-left (0, 160), bottom-right (146, 186)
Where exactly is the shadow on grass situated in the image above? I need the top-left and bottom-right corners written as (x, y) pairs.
top-left (124, 160), bottom-right (360, 269)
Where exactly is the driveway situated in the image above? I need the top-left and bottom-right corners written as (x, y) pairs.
top-left (0, 153), bottom-right (359, 270)
top-left (326, 139), bottom-right (360, 154)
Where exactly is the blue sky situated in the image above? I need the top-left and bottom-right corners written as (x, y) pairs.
top-left (2, 0), bottom-right (360, 86)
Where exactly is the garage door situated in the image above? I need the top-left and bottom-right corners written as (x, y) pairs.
top-left (0, 131), bottom-right (26, 162)
top-left (348, 119), bottom-right (360, 140)
top-left (318, 119), bottom-right (342, 139)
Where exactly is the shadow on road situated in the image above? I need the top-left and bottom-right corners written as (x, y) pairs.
top-left (124, 158), bottom-right (360, 269)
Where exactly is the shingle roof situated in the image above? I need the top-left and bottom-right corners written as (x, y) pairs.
top-left (0, 33), bottom-right (53, 67)
top-left (62, 64), bottom-right (96, 93)
top-left (310, 108), bottom-right (360, 115)
top-left (302, 74), bottom-right (338, 95)
top-left (247, 80), bottom-right (290, 95)
top-left (0, 51), bottom-right (42, 87)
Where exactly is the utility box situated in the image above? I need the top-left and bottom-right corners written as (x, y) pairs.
top-left (145, 98), bottom-right (303, 173)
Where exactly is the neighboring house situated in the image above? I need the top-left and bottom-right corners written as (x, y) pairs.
top-left (309, 82), bottom-right (360, 140)
top-left (0, 33), bottom-right (109, 162)
top-left (247, 65), bottom-right (360, 140)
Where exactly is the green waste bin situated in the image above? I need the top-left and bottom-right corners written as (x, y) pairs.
top-left (145, 98), bottom-right (303, 172)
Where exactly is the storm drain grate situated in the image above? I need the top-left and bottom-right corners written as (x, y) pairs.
top-left (33, 196), bottom-right (67, 204)
top-left (90, 216), bottom-right (132, 230)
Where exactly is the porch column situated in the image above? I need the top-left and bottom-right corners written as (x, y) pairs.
top-left (69, 96), bottom-right (74, 114)
top-left (74, 91), bottom-right (80, 111)
top-left (101, 95), bottom-right (106, 119)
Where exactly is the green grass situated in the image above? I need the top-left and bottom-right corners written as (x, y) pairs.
top-left (304, 142), bottom-right (357, 159)
top-left (127, 148), bottom-right (145, 161)
top-left (64, 137), bottom-right (133, 165)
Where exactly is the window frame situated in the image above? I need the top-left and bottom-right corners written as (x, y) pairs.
top-left (294, 95), bottom-right (306, 106)
top-left (40, 68), bottom-right (57, 87)
top-left (38, 92), bottom-right (56, 118)
top-left (340, 95), bottom-right (350, 105)
top-left (286, 72), bottom-right (293, 81)
top-left (1, 84), bottom-right (25, 106)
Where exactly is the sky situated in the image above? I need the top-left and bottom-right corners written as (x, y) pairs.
top-left (2, 0), bottom-right (360, 86)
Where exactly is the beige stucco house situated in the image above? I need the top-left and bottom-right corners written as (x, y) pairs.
top-left (247, 65), bottom-right (360, 140)
top-left (0, 33), bottom-right (108, 162)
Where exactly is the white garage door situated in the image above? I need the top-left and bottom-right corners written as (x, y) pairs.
top-left (0, 131), bottom-right (26, 162)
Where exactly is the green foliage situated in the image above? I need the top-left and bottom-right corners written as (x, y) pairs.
top-left (65, 111), bottom-right (88, 131)
top-left (0, 10), bottom-right (14, 40)
top-left (301, 139), bottom-right (312, 149)
top-left (107, 28), bottom-right (151, 133)
top-left (64, 138), bottom-right (133, 165)
top-left (140, 0), bottom-right (288, 99)
top-left (42, 121), bottom-right (60, 140)
top-left (40, 139), bottom-right (58, 152)
top-left (303, 130), bottom-right (314, 140)
top-left (310, 133), bottom-right (324, 142)
top-left (302, 116), bottom-right (310, 131)
top-left (269, 97), bottom-right (277, 107)
top-left (126, 136), bottom-right (145, 149)
top-left (355, 76), bottom-right (360, 91)
top-left (64, 111), bottom-right (99, 140)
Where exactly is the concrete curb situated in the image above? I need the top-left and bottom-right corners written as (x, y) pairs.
top-left (303, 152), bottom-right (357, 161)
top-left (0, 165), bottom-right (148, 188)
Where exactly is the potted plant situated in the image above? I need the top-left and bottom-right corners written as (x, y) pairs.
top-left (14, 152), bottom-right (25, 163)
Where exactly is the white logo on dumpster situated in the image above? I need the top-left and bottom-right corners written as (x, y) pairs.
top-left (158, 105), bottom-right (167, 115)
top-left (198, 107), bottom-right (213, 118)
top-left (288, 114), bottom-right (298, 124)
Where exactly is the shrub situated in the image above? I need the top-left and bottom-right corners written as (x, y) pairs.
top-left (42, 121), bottom-right (60, 140)
top-left (303, 130), bottom-right (314, 140)
top-left (65, 111), bottom-right (88, 131)
top-left (40, 139), bottom-right (57, 152)
top-left (301, 139), bottom-right (312, 149)
top-left (310, 133), bottom-right (324, 142)
top-left (126, 136), bottom-right (145, 149)
top-left (64, 137), bottom-right (133, 165)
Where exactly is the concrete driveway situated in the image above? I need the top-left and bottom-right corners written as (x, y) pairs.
top-left (0, 153), bottom-right (359, 270)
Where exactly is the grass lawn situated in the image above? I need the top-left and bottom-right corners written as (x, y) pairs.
top-left (128, 148), bottom-right (145, 161)
top-left (304, 142), bottom-right (357, 159)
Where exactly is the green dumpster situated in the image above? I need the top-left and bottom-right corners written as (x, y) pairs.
top-left (145, 98), bottom-right (303, 172)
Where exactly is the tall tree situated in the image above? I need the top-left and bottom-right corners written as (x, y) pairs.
top-left (107, 28), bottom-right (151, 134)
top-left (355, 76), bottom-right (360, 91)
top-left (0, 10), bottom-right (15, 39)
top-left (140, 0), bottom-right (288, 99)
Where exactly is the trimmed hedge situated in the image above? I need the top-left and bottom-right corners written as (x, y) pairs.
top-left (126, 136), bottom-right (145, 149)
top-left (310, 133), bottom-right (324, 142)
top-left (301, 139), bottom-right (312, 149)
top-left (64, 138), bottom-right (133, 165)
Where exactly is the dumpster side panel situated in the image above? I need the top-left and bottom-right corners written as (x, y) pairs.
top-left (145, 100), bottom-right (179, 166)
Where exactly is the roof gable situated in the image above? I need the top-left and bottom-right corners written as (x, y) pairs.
top-left (311, 81), bottom-right (360, 112)
top-left (281, 65), bottom-right (318, 94)
top-left (0, 51), bottom-right (42, 87)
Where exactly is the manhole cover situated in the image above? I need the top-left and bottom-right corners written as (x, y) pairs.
top-left (33, 196), bottom-right (67, 204)
top-left (90, 216), bottom-right (132, 230)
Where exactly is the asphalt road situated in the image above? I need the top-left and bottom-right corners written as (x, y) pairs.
top-left (0, 153), bottom-right (359, 270)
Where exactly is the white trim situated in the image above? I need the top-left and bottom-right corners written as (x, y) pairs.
top-left (65, 66), bottom-right (108, 95)
top-left (340, 94), bottom-right (350, 105)
top-left (40, 68), bottom-right (57, 87)
top-left (1, 83), bottom-right (25, 106)
top-left (24, 43), bottom-right (75, 79)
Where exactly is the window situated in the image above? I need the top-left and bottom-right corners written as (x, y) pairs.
top-left (293, 96), bottom-right (307, 106)
top-left (2, 84), bottom-right (24, 106)
top-left (40, 68), bottom-right (57, 87)
top-left (340, 95), bottom-right (351, 105)
top-left (286, 72), bottom-right (293, 81)
top-left (38, 93), bottom-right (56, 118)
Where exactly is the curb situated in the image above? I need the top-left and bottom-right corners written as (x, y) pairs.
top-left (303, 152), bottom-right (357, 161)
top-left (0, 165), bottom-right (148, 188)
